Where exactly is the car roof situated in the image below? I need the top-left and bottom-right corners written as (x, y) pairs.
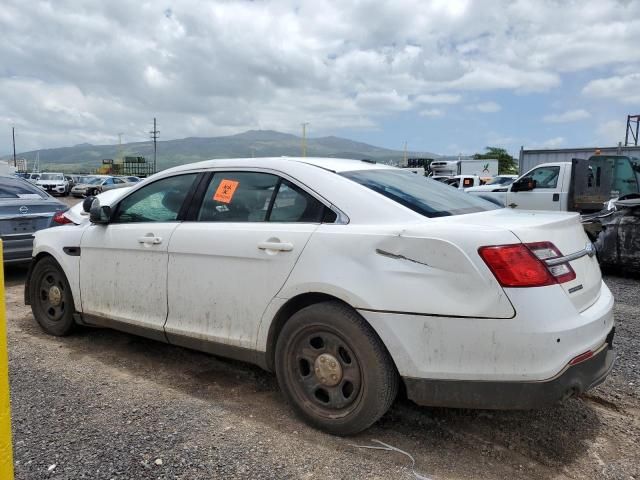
top-left (163, 157), bottom-right (396, 175)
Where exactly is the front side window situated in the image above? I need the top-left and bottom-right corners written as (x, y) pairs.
top-left (112, 173), bottom-right (198, 223)
top-left (529, 166), bottom-right (560, 189)
top-left (341, 169), bottom-right (497, 218)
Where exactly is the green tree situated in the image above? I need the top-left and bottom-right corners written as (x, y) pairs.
top-left (473, 147), bottom-right (518, 174)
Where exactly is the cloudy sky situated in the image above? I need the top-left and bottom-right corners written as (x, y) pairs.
top-left (1, 0), bottom-right (639, 155)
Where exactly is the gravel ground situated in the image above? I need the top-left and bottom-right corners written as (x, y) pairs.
top-left (4, 261), bottom-right (640, 479)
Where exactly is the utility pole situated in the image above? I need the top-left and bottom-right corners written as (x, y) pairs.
top-left (403, 141), bottom-right (408, 166)
top-left (301, 122), bottom-right (309, 157)
top-left (12, 127), bottom-right (16, 167)
top-left (150, 118), bottom-right (159, 173)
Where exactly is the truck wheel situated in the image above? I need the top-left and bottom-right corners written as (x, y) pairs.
top-left (275, 301), bottom-right (398, 435)
top-left (29, 257), bottom-right (76, 336)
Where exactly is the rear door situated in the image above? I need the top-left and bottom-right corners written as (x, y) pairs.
top-left (509, 165), bottom-right (564, 211)
top-left (165, 170), bottom-right (329, 350)
top-left (79, 173), bottom-right (199, 338)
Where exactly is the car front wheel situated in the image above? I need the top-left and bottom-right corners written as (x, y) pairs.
top-left (275, 301), bottom-right (398, 435)
top-left (29, 257), bottom-right (76, 336)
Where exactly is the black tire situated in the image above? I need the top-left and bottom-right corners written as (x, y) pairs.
top-left (275, 301), bottom-right (398, 435)
top-left (29, 257), bottom-right (76, 336)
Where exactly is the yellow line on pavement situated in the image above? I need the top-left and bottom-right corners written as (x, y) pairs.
top-left (0, 241), bottom-right (14, 479)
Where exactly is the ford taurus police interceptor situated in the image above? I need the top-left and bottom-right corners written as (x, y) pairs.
top-left (25, 157), bottom-right (615, 435)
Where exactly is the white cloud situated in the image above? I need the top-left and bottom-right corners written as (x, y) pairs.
top-left (415, 93), bottom-right (461, 104)
top-left (541, 137), bottom-right (565, 148)
top-left (596, 120), bottom-right (626, 145)
top-left (543, 109), bottom-right (591, 123)
top-left (1, 0), bottom-right (640, 150)
top-left (467, 102), bottom-right (501, 113)
top-left (583, 73), bottom-right (640, 103)
top-left (419, 108), bottom-right (444, 117)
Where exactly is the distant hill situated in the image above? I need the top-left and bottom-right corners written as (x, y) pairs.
top-left (5, 130), bottom-right (439, 173)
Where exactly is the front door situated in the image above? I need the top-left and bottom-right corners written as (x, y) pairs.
top-left (509, 165), bottom-right (564, 211)
top-left (165, 171), bottom-right (328, 351)
top-left (79, 173), bottom-right (200, 338)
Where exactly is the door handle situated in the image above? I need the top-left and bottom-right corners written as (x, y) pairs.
top-left (508, 203), bottom-right (518, 208)
top-left (138, 235), bottom-right (162, 245)
top-left (258, 241), bottom-right (293, 252)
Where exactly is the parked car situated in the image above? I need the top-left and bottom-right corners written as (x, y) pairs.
top-left (36, 172), bottom-right (70, 196)
top-left (443, 174), bottom-right (482, 189)
top-left (464, 175), bottom-right (518, 193)
top-left (120, 176), bottom-right (142, 183)
top-left (26, 173), bottom-right (40, 184)
top-left (25, 157), bottom-right (615, 435)
top-left (71, 176), bottom-right (130, 197)
top-left (0, 175), bottom-right (67, 263)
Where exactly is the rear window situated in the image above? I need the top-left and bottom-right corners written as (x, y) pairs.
top-left (0, 177), bottom-right (47, 199)
top-left (341, 169), bottom-right (498, 218)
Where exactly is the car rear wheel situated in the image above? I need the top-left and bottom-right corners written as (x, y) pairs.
top-left (275, 301), bottom-right (398, 435)
top-left (29, 257), bottom-right (76, 336)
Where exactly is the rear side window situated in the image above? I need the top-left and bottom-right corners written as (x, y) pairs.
top-left (197, 172), bottom-right (334, 223)
top-left (0, 177), bottom-right (47, 199)
top-left (270, 180), bottom-right (327, 222)
top-left (341, 169), bottom-right (498, 218)
top-left (198, 172), bottom-right (279, 222)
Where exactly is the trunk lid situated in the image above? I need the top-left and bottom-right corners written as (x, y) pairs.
top-left (0, 199), bottom-right (65, 236)
top-left (432, 209), bottom-right (602, 312)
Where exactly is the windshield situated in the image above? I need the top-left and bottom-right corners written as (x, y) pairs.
top-left (341, 169), bottom-right (498, 218)
top-left (0, 177), bottom-right (47, 199)
top-left (40, 173), bottom-right (64, 181)
top-left (87, 177), bottom-right (104, 185)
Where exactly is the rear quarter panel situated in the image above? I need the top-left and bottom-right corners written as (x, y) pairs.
top-left (269, 222), bottom-right (518, 328)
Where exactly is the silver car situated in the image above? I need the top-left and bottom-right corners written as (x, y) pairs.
top-left (71, 176), bottom-right (130, 197)
top-left (0, 175), bottom-right (67, 263)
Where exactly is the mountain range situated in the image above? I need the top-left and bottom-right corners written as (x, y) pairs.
top-left (6, 130), bottom-right (439, 173)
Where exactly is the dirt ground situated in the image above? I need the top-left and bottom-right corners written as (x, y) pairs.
top-left (3, 206), bottom-right (640, 479)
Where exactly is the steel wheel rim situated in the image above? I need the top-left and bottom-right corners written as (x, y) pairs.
top-left (286, 325), bottom-right (363, 418)
top-left (37, 270), bottom-right (67, 322)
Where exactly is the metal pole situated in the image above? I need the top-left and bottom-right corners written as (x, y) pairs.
top-left (625, 115), bottom-right (631, 146)
top-left (0, 241), bottom-right (14, 480)
top-left (12, 128), bottom-right (16, 167)
top-left (301, 122), bottom-right (309, 157)
top-left (153, 118), bottom-right (157, 174)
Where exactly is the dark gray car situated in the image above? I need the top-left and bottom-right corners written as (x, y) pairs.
top-left (0, 176), bottom-right (67, 263)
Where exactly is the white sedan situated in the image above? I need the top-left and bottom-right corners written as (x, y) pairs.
top-left (25, 157), bottom-right (615, 435)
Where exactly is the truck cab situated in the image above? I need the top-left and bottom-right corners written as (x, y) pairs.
top-left (469, 155), bottom-right (640, 213)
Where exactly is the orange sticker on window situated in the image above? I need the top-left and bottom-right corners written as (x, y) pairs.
top-left (213, 179), bottom-right (239, 203)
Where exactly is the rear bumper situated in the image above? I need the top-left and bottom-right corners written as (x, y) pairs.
top-left (404, 330), bottom-right (615, 409)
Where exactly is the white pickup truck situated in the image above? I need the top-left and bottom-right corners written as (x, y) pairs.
top-left (467, 155), bottom-right (640, 213)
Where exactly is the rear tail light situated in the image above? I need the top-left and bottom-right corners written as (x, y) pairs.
top-left (53, 211), bottom-right (73, 225)
top-left (568, 350), bottom-right (593, 366)
top-left (479, 241), bottom-right (575, 288)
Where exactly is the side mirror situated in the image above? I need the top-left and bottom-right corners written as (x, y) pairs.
top-left (89, 199), bottom-right (112, 224)
top-left (82, 196), bottom-right (95, 213)
top-left (512, 178), bottom-right (536, 192)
